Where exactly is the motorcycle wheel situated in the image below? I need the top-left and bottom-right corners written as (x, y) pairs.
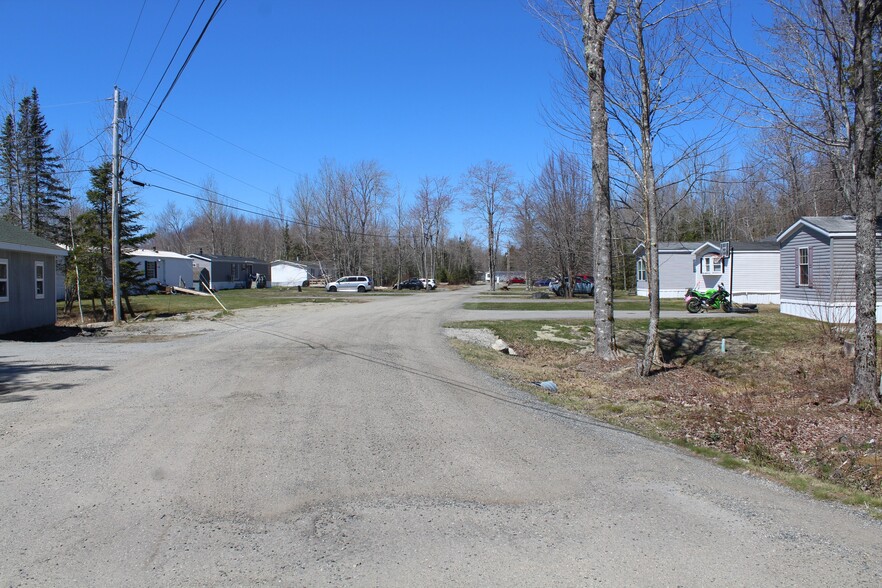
top-left (686, 299), bottom-right (702, 314)
top-left (722, 301), bottom-right (732, 313)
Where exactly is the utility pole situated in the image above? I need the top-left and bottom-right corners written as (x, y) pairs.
top-left (111, 87), bottom-right (125, 324)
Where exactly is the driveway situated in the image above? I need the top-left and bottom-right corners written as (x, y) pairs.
top-left (0, 286), bottom-right (879, 585)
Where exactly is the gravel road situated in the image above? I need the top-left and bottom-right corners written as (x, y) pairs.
top-left (1, 286), bottom-right (880, 586)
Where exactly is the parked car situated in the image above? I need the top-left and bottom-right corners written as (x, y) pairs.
top-left (394, 277), bottom-right (423, 290)
top-left (533, 277), bottom-right (552, 287)
top-left (420, 278), bottom-right (437, 290)
top-left (509, 276), bottom-right (526, 284)
top-left (326, 275), bottom-right (373, 292)
top-left (549, 275), bottom-right (594, 296)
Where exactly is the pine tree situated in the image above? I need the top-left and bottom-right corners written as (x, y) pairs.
top-left (0, 113), bottom-right (22, 224)
top-left (74, 161), bottom-right (153, 320)
top-left (1, 88), bottom-right (68, 243)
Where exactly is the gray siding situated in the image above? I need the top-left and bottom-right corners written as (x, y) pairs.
top-left (658, 252), bottom-right (694, 290)
top-left (828, 237), bottom-right (882, 300)
top-left (780, 227), bottom-right (830, 302)
top-left (0, 249), bottom-right (58, 334)
top-left (636, 250), bottom-right (693, 292)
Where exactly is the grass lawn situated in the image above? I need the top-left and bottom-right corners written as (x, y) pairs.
top-left (58, 287), bottom-right (388, 320)
top-left (463, 298), bottom-right (686, 311)
top-left (445, 309), bottom-right (882, 516)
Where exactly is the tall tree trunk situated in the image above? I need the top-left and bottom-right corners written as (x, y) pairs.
top-left (851, 0), bottom-right (880, 405)
top-left (582, 0), bottom-right (618, 360)
top-left (633, 0), bottom-right (662, 376)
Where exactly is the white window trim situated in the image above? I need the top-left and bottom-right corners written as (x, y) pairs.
top-left (701, 255), bottom-right (723, 275)
top-left (0, 258), bottom-right (8, 302)
top-left (798, 247), bottom-right (810, 287)
top-left (636, 259), bottom-right (647, 282)
top-left (35, 260), bottom-right (45, 300)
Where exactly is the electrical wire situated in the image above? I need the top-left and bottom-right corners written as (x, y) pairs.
top-left (129, 0), bottom-right (226, 158)
top-left (127, 94), bottom-right (302, 176)
top-left (143, 135), bottom-right (280, 198)
top-left (128, 178), bottom-right (398, 240)
top-left (133, 0), bottom-right (184, 98)
top-left (127, 157), bottom-right (278, 217)
top-left (115, 0), bottom-right (149, 84)
top-left (130, 0), bottom-right (208, 134)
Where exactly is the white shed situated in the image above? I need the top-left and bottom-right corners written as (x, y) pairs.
top-left (270, 260), bottom-right (310, 287)
top-left (128, 249), bottom-right (194, 290)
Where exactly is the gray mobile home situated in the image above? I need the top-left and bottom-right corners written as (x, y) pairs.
top-left (0, 219), bottom-right (68, 334)
top-left (777, 215), bottom-right (882, 322)
top-left (635, 240), bottom-right (780, 304)
top-left (188, 253), bottom-right (270, 291)
top-left (633, 242), bottom-right (702, 298)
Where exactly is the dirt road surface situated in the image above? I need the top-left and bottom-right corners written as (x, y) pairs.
top-left (1, 286), bottom-right (879, 586)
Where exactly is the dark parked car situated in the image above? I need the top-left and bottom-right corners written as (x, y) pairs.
top-left (533, 278), bottom-right (552, 287)
top-left (550, 275), bottom-right (594, 296)
top-left (393, 277), bottom-right (424, 290)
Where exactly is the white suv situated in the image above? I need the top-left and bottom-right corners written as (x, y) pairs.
top-left (420, 278), bottom-right (437, 290)
top-left (326, 276), bottom-right (373, 292)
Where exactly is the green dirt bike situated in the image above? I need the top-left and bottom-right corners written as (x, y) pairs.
top-left (685, 283), bottom-right (732, 313)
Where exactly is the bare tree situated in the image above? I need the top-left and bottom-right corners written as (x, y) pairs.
top-left (511, 183), bottom-right (541, 288)
top-left (534, 152), bottom-right (593, 294)
top-left (413, 176), bottom-right (453, 283)
top-left (710, 0), bottom-right (880, 403)
top-left (195, 176), bottom-right (227, 255)
top-left (582, 0), bottom-right (619, 359)
top-left (154, 200), bottom-right (189, 252)
top-left (461, 160), bottom-right (515, 291)
top-left (605, 0), bottom-right (722, 375)
top-left (351, 160), bottom-right (389, 274)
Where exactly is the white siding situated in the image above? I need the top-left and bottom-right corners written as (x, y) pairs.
top-left (129, 254), bottom-right (194, 290)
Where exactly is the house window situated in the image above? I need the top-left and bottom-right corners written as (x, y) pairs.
top-left (636, 258), bottom-right (647, 282)
top-left (798, 247), bottom-right (810, 286)
top-left (231, 264), bottom-right (239, 280)
top-left (0, 259), bottom-right (8, 302)
top-left (701, 255), bottom-right (723, 274)
top-left (145, 261), bottom-right (158, 280)
top-left (35, 261), bottom-right (45, 299)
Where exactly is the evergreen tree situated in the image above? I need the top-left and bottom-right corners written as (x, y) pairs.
top-left (74, 161), bottom-right (153, 319)
top-left (0, 114), bottom-right (22, 223)
top-left (0, 88), bottom-right (68, 243)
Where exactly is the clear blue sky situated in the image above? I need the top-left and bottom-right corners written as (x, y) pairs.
top-left (3, 0), bottom-right (569, 236)
top-left (2, 1), bottom-right (769, 238)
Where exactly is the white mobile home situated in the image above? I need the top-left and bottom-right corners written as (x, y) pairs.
top-left (128, 249), bottom-right (194, 290)
top-left (634, 241), bottom-right (780, 304)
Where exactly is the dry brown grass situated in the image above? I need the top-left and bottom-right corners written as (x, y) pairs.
top-left (455, 321), bottom-right (882, 501)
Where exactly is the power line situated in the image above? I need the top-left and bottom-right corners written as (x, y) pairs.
top-left (127, 157), bottom-right (279, 217)
top-left (144, 135), bottom-right (279, 198)
top-left (127, 95), bottom-right (302, 176)
top-left (130, 0), bottom-right (208, 134)
top-left (129, 178), bottom-right (398, 240)
top-left (133, 0), bottom-right (184, 98)
top-left (115, 0), bottom-right (149, 84)
top-left (129, 0), bottom-right (226, 157)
